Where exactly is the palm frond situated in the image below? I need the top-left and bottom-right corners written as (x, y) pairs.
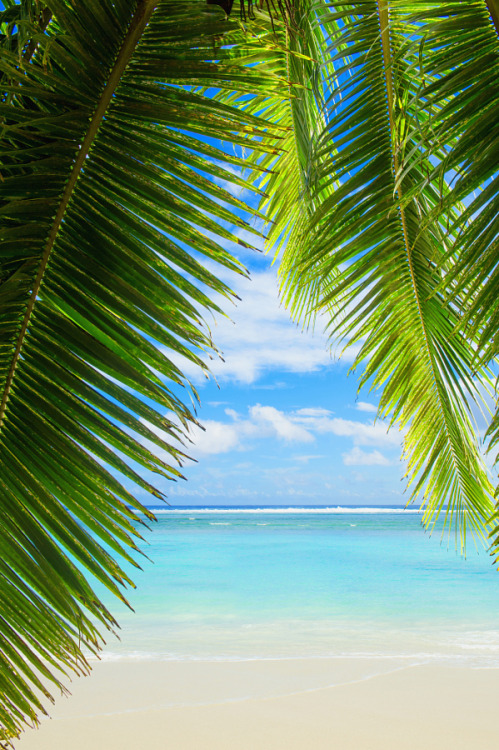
top-left (401, 2), bottom-right (499, 356)
top-left (0, 0), bottom-right (282, 741)
top-left (392, 1), bottom-right (499, 538)
top-left (245, 0), bottom-right (495, 544)
top-left (220, 0), bottom-right (340, 322)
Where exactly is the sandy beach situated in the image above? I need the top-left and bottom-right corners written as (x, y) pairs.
top-left (16, 658), bottom-right (499, 750)
top-left (14, 511), bottom-right (499, 750)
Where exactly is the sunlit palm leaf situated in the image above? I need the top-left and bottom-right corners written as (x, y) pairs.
top-left (389, 1), bottom-right (499, 543)
top-left (0, 0), bottom-right (282, 741)
top-left (399, 2), bottom-right (499, 446)
top-left (221, 1), bottom-right (340, 322)
top-left (405, 2), bottom-right (499, 358)
top-left (243, 0), bottom-right (495, 544)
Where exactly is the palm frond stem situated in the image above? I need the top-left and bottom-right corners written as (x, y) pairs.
top-left (284, 27), bottom-right (307, 238)
top-left (376, 0), bottom-right (443, 425)
top-left (377, 1), bottom-right (434, 374)
top-left (0, 0), bottom-right (157, 429)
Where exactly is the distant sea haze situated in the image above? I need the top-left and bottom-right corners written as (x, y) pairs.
top-left (95, 509), bottom-right (499, 667)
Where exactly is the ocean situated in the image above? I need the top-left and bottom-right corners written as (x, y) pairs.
top-left (95, 506), bottom-right (499, 667)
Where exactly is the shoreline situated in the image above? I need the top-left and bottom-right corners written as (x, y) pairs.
top-left (17, 657), bottom-right (499, 749)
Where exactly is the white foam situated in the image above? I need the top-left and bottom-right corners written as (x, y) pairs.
top-left (89, 650), bottom-right (499, 668)
top-left (152, 507), bottom-right (422, 515)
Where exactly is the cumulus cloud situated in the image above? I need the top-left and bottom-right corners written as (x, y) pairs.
top-left (342, 447), bottom-right (392, 466)
top-left (185, 420), bottom-right (240, 455)
top-left (170, 403), bottom-right (314, 456)
top-left (249, 405), bottom-right (314, 443)
top-left (142, 405), bottom-right (401, 459)
top-left (188, 406), bottom-right (400, 456)
top-left (170, 270), bottom-right (358, 385)
top-left (292, 413), bottom-right (402, 448)
top-left (355, 401), bottom-right (378, 414)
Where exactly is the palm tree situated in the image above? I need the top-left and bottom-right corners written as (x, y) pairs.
top-left (0, 0), bottom-right (498, 743)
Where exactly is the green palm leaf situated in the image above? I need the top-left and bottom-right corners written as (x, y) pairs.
top-left (396, 1), bottom-right (499, 551)
top-left (220, 0), bottom-right (339, 322)
top-left (397, 4), bottom-right (499, 434)
top-left (0, 0), bottom-right (282, 741)
top-left (242, 0), bottom-right (495, 544)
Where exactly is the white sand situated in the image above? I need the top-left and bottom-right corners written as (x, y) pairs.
top-left (16, 658), bottom-right (499, 749)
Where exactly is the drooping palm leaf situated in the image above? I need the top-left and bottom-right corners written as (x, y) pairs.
top-left (405, 2), bottom-right (499, 360)
top-left (2, 0), bottom-right (498, 741)
top-left (381, 2), bottom-right (499, 547)
top-left (220, 0), bottom-right (340, 322)
top-left (398, 2), bottom-right (499, 439)
top-left (241, 0), bottom-right (495, 544)
top-left (0, 0), bottom-right (283, 741)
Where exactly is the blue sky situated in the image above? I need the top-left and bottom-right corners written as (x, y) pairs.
top-left (128, 144), bottom-right (495, 510)
top-left (141, 229), bottom-right (408, 508)
top-left (121, 166), bottom-right (495, 511)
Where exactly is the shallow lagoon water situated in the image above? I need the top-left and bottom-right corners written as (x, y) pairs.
top-left (96, 508), bottom-right (499, 666)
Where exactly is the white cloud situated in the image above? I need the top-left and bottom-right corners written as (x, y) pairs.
top-left (186, 420), bottom-right (240, 455)
top-left (342, 447), bottom-right (392, 466)
top-left (188, 407), bottom-right (401, 456)
top-left (252, 381), bottom-right (289, 391)
top-left (249, 405), bottom-right (314, 443)
top-left (171, 404), bottom-right (314, 457)
top-left (292, 413), bottom-right (402, 448)
top-left (170, 269), bottom-right (358, 385)
top-left (294, 407), bottom-right (333, 417)
top-left (293, 454), bottom-right (325, 463)
top-left (355, 401), bottom-right (378, 414)
top-left (142, 406), bottom-right (401, 460)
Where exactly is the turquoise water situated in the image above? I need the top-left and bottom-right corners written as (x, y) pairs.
top-left (97, 508), bottom-right (499, 666)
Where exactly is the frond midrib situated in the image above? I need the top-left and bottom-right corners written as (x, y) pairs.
top-left (376, 0), bottom-right (492, 524)
top-left (284, 27), bottom-right (310, 232)
top-left (0, 0), bottom-right (157, 429)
